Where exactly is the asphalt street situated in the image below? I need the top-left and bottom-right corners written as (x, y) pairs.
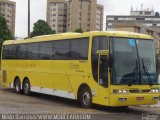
top-left (0, 86), bottom-right (159, 120)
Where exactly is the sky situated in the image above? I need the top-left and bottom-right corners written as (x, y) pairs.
top-left (11, 0), bottom-right (160, 38)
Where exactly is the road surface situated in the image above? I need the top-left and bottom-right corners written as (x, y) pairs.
top-left (0, 86), bottom-right (159, 120)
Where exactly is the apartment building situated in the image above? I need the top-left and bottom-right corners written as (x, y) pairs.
top-left (47, 0), bottom-right (103, 33)
top-left (106, 8), bottom-right (160, 30)
top-left (0, 0), bottom-right (16, 35)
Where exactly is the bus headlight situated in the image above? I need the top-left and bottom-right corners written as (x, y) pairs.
top-left (113, 89), bottom-right (129, 94)
top-left (150, 89), bottom-right (159, 93)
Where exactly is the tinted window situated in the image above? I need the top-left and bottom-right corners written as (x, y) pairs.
top-left (26, 43), bottom-right (39, 59)
top-left (3, 46), bottom-right (9, 59)
top-left (3, 45), bottom-right (18, 59)
top-left (2, 37), bottom-right (89, 60)
top-left (17, 44), bottom-right (27, 59)
top-left (99, 55), bottom-right (108, 88)
top-left (53, 40), bottom-right (70, 60)
top-left (92, 36), bottom-right (108, 53)
top-left (39, 41), bottom-right (53, 60)
top-left (137, 40), bottom-right (157, 85)
top-left (112, 38), bottom-right (138, 85)
top-left (91, 36), bottom-right (108, 82)
top-left (70, 38), bottom-right (89, 60)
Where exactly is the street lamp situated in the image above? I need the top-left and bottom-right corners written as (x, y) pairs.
top-left (28, 0), bottom-right (30, 38)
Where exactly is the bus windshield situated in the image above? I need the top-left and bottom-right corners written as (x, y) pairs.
top-left (111, 37), bottom-right (159, 85)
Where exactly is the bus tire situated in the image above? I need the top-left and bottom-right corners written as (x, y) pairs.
top-left (14, 78), bottom-right (21, 94)
top-left (79, 87), bottom-right (92, 108)
top-left (23, 79), bottom-right (31, 96)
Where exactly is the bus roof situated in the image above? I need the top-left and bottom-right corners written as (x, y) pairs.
top-left (3, 31), bottom-right (154, 45)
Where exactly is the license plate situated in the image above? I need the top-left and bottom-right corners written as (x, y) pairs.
top-left (136, 97), bottom-right (144, 101)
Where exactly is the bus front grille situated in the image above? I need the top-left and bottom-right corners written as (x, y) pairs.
top-left (129, 89), bottom-right (151, 93)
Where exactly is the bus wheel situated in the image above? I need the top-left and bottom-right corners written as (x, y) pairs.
top-left (80, 87), bottom-right (92, 108)
top-left (15, 78), bottom-right (21, 94)
top-left (23, 79), bottom-right (30, 96)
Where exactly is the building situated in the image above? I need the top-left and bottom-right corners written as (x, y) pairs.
top-left (0, 0), bottom-right (16, 35)
top-left (106, 8), bottom-right (160, 30)
top-left (109, 22), bottom-right (160, 54)
top-left (47, 0), bottom-right (68, 33)
top-left (47, 0), bottom-right (103, 33)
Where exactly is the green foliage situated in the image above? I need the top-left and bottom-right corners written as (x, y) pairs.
top-left (30, 20), bottom-right (55, 37)
top-left (0, 16), bottom-right (14, 51)
top-left (75, 28), bottom-right (84, 33)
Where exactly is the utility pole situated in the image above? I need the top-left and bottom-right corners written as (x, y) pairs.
top-left (28, 0), bottom-right (30, 38)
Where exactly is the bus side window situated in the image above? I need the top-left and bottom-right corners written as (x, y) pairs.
top-left (91, 36), bottom-right (108, 82)
top-left (3, 45), bottom-right (17, 59)
top-left (17, 44), bottom-right (27, 59)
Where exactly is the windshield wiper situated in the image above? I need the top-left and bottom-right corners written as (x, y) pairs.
top-left (142, 59), bottom-right (153, 86)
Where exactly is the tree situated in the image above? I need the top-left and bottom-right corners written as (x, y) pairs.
top-left (30, 20), bottom-right (55, 37)
top-left (0, 16), bottom-right (13, 51)
top-left (75, 28), bottom-right (84, 33)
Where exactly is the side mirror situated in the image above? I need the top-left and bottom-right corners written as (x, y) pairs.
top-left (109, 54), bottom-right (114, 68)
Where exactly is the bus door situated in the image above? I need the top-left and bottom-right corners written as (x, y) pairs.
top-left (97, 50), bottom-right (110, 105)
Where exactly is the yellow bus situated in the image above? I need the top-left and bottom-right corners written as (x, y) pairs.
top-left (1, 31), bottom-right (160, 108)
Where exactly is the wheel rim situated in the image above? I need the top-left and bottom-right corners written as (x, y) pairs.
top-left (82, 92), bottom-right (91, 105)
top-left (24, 82), bottom-right (29, 94)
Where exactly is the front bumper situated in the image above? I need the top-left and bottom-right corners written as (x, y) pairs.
top-left (109, 94), bottom-right (159, 106)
